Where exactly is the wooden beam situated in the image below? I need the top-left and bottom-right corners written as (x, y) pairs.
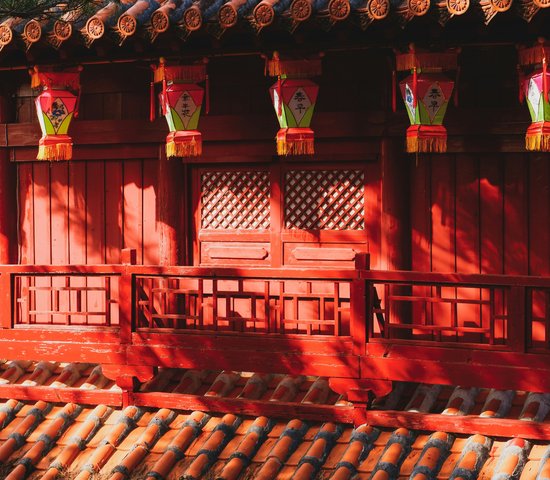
top-left (133, 392), bottom-right (355, 423)
top-left (364, 410), bottom-right (550, 441)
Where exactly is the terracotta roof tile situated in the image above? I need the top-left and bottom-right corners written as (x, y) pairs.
top-left (2, 362), bottom-right (550, 479)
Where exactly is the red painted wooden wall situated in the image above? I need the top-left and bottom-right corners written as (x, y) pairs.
top-left (18, 159), bottom-right (159, 266)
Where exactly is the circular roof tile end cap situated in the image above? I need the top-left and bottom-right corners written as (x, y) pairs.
top-left (151, 10), bottom-right (171, 33)
top-left (490, 0), bottom-right (513, 12)
top-left (290, 0), bottom-right (313, 22)
top-left (183, 5), bottom-right (203, 31)
top-left (446, 0), bottom-right (470, 14)
top-left (0, 25), bottom-right (13, 47)
top-left (85, 17), bottom-right (106, 40)
top-left (328, 0), bottom-right (352, 20)
top-left (53, 20), bottom-right (73, 42)
top-left (533, 0), bottom-right (550, 8)
top-left (24, 19), bottom-right (42, 44)
top-left (219, 3), bottom-right (239, 28)
top-left (368, 0), bottom-right (391, 19)
top-left (254, 2), bottom-right (276, 27)
top-left (118, 13), bottom-right (138, 37)
top-left (407, 0), bottom-right (431, 16)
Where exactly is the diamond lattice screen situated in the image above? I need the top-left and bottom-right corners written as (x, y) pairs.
top-left (285, 170), bottom-right (365, 230)
top-left (201, 171), bottom-right (271, 229)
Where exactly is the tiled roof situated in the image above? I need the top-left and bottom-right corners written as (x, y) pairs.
top-left (1, 360), bottom-right (550, 479)
top-left (0, 0), bottom-right (544, 54)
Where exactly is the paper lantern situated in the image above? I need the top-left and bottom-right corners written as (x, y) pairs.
top-left (152, 59), bottom-right (207, 158)
top-left (269, 78), bottom-right (319, 155)
top-left (30, 67), bottom-right (81, 161)
top-left (266, 53), bottom-right (322, 156)
top-left (395, 49), bottom-right (458, 153)
top-left (519, 43), bottom-right (550, 151)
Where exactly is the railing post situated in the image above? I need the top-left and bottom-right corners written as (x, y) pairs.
top-left (119, 249), bottom-right (136, 344)
top-left (507, 286), bottom-right (526, 353)
top-left (0, 272), bottom-right (12, 328)
top-left (350, 278), bottom-right (367, 356)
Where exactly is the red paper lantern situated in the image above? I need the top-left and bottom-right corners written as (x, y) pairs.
top-left (266, 53), bottom-right (322, 156)
top-left (152, 59), bottom-right (207, 159)
top-left (395, 49), bottom-right (458, 153)
top-left (30, 67), bottom-right (81, 161)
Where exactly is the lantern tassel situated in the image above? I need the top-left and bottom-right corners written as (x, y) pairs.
top-left (406, 125), bottom-right (447, 153)
top-left (37, 134), bottom-right (73, 161)
top-left (276, 128), bottom-right (314, 156)
top-left (526, 121), bottom-right (550, 151)
top-left (166, 131), bottom-right (202, 158)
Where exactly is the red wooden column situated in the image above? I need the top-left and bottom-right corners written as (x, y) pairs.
top-left (0, 95), bottom-right (16, 265)
top-left (380, 137), bottom-right (411, 339)
top-left (157, 148), bottom-right (185, 266)
top-left (380, 137), bottom-right (410, 271)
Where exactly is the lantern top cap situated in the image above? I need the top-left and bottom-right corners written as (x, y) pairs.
top-left (265, 51), bottom-right (323, 78)
top-left (518, 40), bottom-right (550, 67)
top-left (152, 58), bottom-right (208, 84)
top-left (395, 47), bottom-right (458, 72)
top-left (29, 66), bottom-right (82, 90)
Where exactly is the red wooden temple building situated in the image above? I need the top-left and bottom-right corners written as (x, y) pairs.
top-left (0, 0), bottom-right (548, 478)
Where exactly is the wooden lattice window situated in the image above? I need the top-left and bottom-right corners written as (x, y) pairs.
top-left (201, 171), bottom-right (271, 229)
top-left (284, 169), bottom-right (365, 230)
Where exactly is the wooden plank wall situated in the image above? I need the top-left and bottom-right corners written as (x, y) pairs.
top-left (411, 154), bottom-right (549, 276)
top-left (18, 159), bottom-right (159, 265)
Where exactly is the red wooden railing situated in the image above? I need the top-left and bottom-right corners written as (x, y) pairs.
top-left (1, 263), bottom-right (550, 392)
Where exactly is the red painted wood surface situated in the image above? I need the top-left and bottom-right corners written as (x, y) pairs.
top-left (18, 160), bottom-right (160, 268)
top-left (0, 264), bottom-right (549, 394)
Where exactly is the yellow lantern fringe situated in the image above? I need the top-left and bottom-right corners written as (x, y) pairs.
top-left (406, 136), bottom-right (447, 153)
top-left (166, 138), bottom-right (202, 158)
top-left (154, 60), bottom-right (207, 84)
top-left (518, 46), bottom-right (550, 67)
top-left (276, 137), bottom-right (314, 155)
top-left (37, 142), bottom-right (72, 161)
top-left (396, 52), bottom-right (457, 72)
top-left (526, 133), bottom-right (550, 151)
top-left (267, 55), bottom-right (322, 78)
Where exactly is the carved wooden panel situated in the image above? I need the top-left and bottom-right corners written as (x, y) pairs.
top-left (201, 171), bottom-right (271, 230)
top-left (284, 169), bottom-right (365, 230)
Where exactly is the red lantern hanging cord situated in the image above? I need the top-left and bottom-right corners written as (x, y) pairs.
top-left (205, 74), bottom-right (210, 115)
top-left (543, 46), bottom-right (548, 104)
top-left (412, 66), bottom-right (418, 109)
top-left (149, 81), bottom-right (156, 122)
top-left (277, 76), bottom-right (282, 117)
top-left (391, 69), bottom-right (397, 113)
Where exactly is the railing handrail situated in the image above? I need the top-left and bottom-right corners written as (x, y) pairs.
top-left (1, 264), bottom-right (361, 280)
top-left (5, 264), bottom-right (550, 288)
top-left (362, 269), bottom-right (550, 289)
